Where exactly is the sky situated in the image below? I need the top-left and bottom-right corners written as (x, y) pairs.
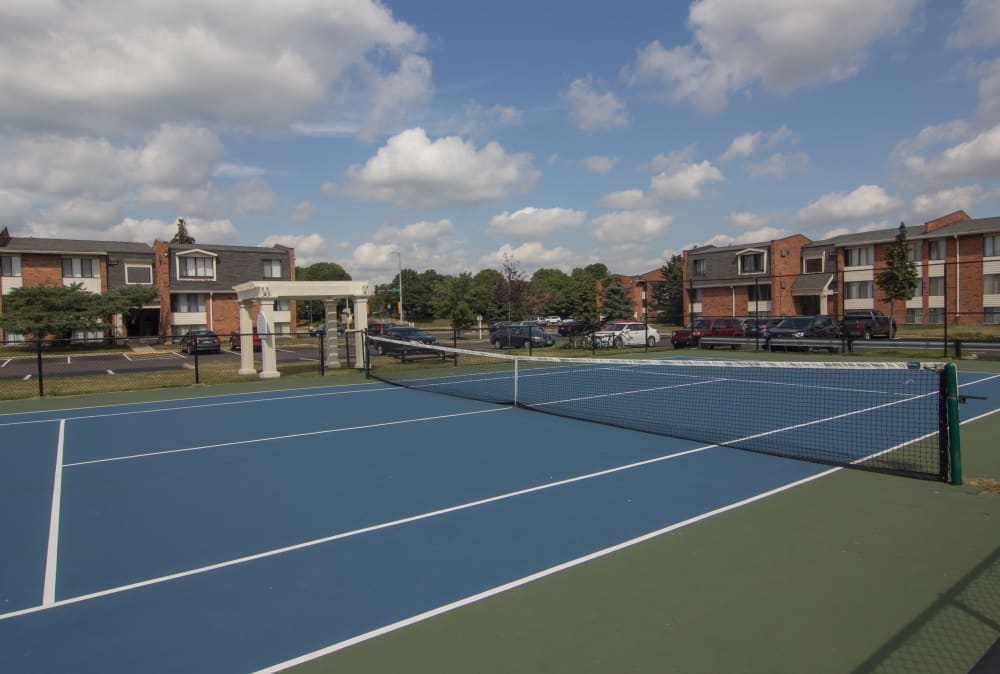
top-left (1, 0), bottom-right (1000, 285)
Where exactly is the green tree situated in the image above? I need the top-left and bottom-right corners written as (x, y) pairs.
top-left (600, 276), bottom-right (633, 320)
top-left (470, 269), bottom-right (505, 322)
top-left (493, 254), bottom-right (529, 322)
top-left (170, 218), bottom-right (196, 244)
top-left (432, 273), bottom-right (476, 329)
top-left (653, 254), bottom-right (684, 325)
top-left (529, 268), bottom-right (574, 317)
top-left (0, 284), bottom-right (123, 339)
top-left (568, 264), bottom-right (608, 321)
top-left (295, 262), bottom-right (353, 324)
top-left (876, 222), bottom-right (919, 325)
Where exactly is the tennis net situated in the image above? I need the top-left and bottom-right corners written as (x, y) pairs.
top-left (365, 335), bottom-right (959, 482)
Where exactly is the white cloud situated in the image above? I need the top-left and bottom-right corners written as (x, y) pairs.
top-left (902, 123), bottom-right (1000, 183)
top-left (694, 226), bottom-right (790, 247)
top-left (623, 0), bottom-right (922, 113)
top-left (345, 128), bottom-right (539, 208)
top-left (794, 184), bottom-right (903, 227)
top-left (360, 54), bottom-right (434, 142)
top-left (0, 188), bottom-right (35, 228)
top-left (488, 207), bottom-right (586, 238)
top-left (233, 178), bottom-right (279, 216)
top-left (728, 211), bottom-right (769, 229)
top-left (439, 102), bottom-right (524, 138)
top-left (42, 198), bottom-right (123, 230)
top-left (911, 185), bottom-right (993, 221)
top-left (746, 152), bottom-right (809, 178)
top-left (215, 163), bottom-right (269, 179)
top-left (261, 232), bottom-right (333, 268)
top-left (591, 210), bottom-right (673, 243)
top-left (582, 156), bottom-right (618, 173)
top-left (599, 189), bottom-right (649, 209)
top-left (947, 0), bottom-right (1000, 49)
top-left (650, 160), bottom-right (724, 201)
top-left (479, 242), bottom-right (577, 272)
top-left (0, 0), bottom-right (429, 138)
top-left (720, 132), bottom-right (762, 162)
top-left (320, 182), bottom-right (339, 197)
top-left (138, 124), bottom-right (224, 190)
top-left (292, 201), bottom-right (320, 223)
top-left (564, 75), bottom-right (628, 132)
top-left (374, 219), bottom-right (458, 244)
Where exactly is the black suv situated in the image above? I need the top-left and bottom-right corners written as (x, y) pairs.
top-left (763, 316), bottom-right (841, 351)
top-left (490, 325), bottom-right (555, 349)
top-left (371, 326), bottom-right (438, 355)
top-left (558, 320), bottom-right (599, 337)
top-left (180, 330), bottom-right (221, 354)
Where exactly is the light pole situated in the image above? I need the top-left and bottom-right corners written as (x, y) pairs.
top-left (392, 251), bottom-right (404, 323)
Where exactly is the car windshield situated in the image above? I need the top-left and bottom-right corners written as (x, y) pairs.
top-left (776, 317), bottom-right (812, 328)
top-left (390, 327), bottom-right (424, 337)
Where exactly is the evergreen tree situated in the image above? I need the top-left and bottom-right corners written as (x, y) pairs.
top-left (600, 276), bottom-right (634, 321)
top-left (653, 254), bottom-right (684, 325)
top-left (876, 222), bottom-right (919, 326)
top-left (169, 218), bottom-right (196, 244)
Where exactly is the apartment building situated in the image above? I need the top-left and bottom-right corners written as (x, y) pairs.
top-left (681, 234), bottom-right (810, 322)
top-left (0, 227), bottom-right (296, 341)
top-left (680, 211), bottom-right (1000, 326)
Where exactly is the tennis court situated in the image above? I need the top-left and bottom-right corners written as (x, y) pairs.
top-left (1, 352), bottom-right (999, 673)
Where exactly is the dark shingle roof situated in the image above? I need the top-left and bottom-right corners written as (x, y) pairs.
top-left (1, 236), bottom-right (153, 255)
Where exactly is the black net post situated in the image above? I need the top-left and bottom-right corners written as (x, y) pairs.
top-left (193, 343), bottom-right (200, 384)
top-left (36, 338), bottom-right (44, 398)
top-left (319, 333), bottom-right (325, 376)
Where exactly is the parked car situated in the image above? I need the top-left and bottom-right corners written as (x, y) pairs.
top-left (670, 318), bottom-right (743, 347)
top-left (367, 321), bottom-right (399, 336)
top-left (490, 325), bottom-right (555, 349)
top-left (229, 331), bottom-right (262, 352)
top-left (764, 316), bottom-right (841, 351)
top-left (308, 322), bottom-right (345, 337)
top-left (370, 326), bottom-right (438, 355)
top-left (743, 317), bottom-right (781, 338)
top-left (180, 330), bottom-right (221, 354)
top-left (558, 320), bottom-right (600, 337)
top-left (544, 315), bottom-right (563, 325)
top-left (593, 321), bottom-right (660, 348)
top-left (840, 310), bottom-right (897, 339)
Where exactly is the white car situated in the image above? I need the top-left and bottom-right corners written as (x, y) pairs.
top-left (593, 321), bottom-right (660, 348)
top-left (545, 315), bottom-right (562, 325)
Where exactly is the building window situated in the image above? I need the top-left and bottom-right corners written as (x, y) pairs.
top-left (928, 277), bottom-right (945, 296)
top-left (802, 257), bottom-right (823, 273)
top-left (1, 255), bottom-right (21, 277)
top-left (905, 309), bottom-right (923, 324)
top-left (72, 329), bottom-right (104, 344)
top-left (928, 239), bottom-right (946, 261)
top-left (928, 308), bottom-right (945, 324)
top-left (171, 293), bottom-right (206, 313)
top-left (986, 308), bottom-right (1000, 324)
top-left (687, 288), bottom-right (702, 303)
top-left (692, 259), bottom-right (707, 275)
top-left (274, 299), bottom-right (291, 312)
top-left (985, 274), bottom-right (1000, 295)
top-left (985, 235), bottom-right (1000, 257)
top-left (262, 259), bottom-right (282, 278)
top-left (913, 278), bottom-right (923, 296)
top-left (747, 285), bottom-right (772, 301)
top-left (178, 255), bottom-right (214, 279)
top-left (4, 332), bottom-right (26, 344)
top-left (62, 257), bottom-right (100, 278)
top-left (843, 247), bottom-right (873, 267)
top-left (274, 322), bottom-right (291, 335)
top-left (844, 281), bottom-right (873, 299)
top-left (125, 264), bottom-right (153, 285)
top-left (908, 242), bottom-right (921, 261)
top-left (738, 252), bottom-right (765, 274)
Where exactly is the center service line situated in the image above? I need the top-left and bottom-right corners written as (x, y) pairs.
top-left (43, 419), bottom-right (67, 606)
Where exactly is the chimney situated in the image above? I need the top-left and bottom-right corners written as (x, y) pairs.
top-left (925, 210), bottom-right (971, 232)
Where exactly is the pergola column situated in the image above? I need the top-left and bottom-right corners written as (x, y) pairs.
top-left (322, 298), bottom-right (340, 369)
top-left (238, 300), bottom-right (256, 375)
top-left (258, 299), bottom-right (280, 379)
top-left (353, 297), bottom-right (369, 368)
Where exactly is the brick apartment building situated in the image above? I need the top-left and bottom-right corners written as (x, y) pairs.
top-left (0, 227), bottom-right (296, 341)
top-left (679, 211), bottom-right (1000, 326)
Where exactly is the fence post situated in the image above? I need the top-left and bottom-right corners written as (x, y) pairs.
top-left (193, 344), bottom-right (200, 384)
top-left (319, 333), bottom-right (326, 376)
top-left (36, 338), bottom-right (44, 398)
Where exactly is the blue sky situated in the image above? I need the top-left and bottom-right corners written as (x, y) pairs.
top-left (1, 0), bottom-right (999, 284)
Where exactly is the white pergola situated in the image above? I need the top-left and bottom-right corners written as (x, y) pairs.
top-left (233, 280), bottom-right (372, 378)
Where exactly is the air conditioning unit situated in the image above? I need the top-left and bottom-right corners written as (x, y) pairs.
top-left (780, 249), bottom-right (788, 257)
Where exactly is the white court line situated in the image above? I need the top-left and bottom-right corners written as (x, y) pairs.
top-left (106, 370), bottom-right (115, 375)
top-left (1, 358), bottom-right (10, 367)
top-left (122, 353), bottom-right (133, 362)
top-left (66, 356), bottom-right (71, 365)
top-left (0, 384), bottom-right (399, 427)
top-left (63, 407), bottom-right (510, 467)
top-left (42, 420), bottom-right (66, 606)
top-left (22, 374), bottom-right (31, 381)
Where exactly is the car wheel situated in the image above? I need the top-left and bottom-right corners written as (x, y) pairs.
top-left (646, 336), bottom-right (656, 347)
top-left (375, 344), bottom-right (385, 355)
top-left (613, 337), bottom-right (623, 349)
top-left (491, 339), bottom-right (502, 349)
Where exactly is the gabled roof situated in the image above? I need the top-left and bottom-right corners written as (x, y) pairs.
top-left (803, 216), bottom-right (1000, 250)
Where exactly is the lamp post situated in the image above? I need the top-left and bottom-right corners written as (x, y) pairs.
top-left (392, 251), bottom-right (404, 323)
top-left (635, 276), bottom-right (648, 350)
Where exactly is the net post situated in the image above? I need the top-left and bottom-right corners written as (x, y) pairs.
top-left (945, 362), bottom-right (962, 485)
top-left (513, 357), bottom-right (519, 406)
top-left (363, 330), bottom-right (371, 378)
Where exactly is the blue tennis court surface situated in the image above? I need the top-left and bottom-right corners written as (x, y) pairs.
top-left (2, 369), bottom-right (999, 673)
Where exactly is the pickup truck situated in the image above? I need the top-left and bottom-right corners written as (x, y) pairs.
top-left (840, 310), bottom-right (897, 339)
top-left (670, 317), bottom-right (744, 347)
